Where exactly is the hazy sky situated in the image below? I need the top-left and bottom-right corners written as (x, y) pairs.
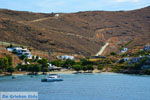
top-left (0, 0), bottom-right (150, 13)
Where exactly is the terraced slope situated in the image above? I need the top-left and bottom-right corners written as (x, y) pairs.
top-left (0, 6), bottom-right (149, 56)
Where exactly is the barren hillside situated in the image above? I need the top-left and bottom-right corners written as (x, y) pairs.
top-left (0, 7), bottom-right (149, 56)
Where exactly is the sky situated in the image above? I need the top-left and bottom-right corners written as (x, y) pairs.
top-left (0, 0), bottom-right (150, 13)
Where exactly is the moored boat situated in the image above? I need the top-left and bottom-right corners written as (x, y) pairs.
top-left (41, 74), bottom-right (63, 82)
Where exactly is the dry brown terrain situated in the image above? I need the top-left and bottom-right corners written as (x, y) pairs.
top-left (0, 6), bottom-right (150, 56)
top-left (0, 45), bottom-right (22, 66)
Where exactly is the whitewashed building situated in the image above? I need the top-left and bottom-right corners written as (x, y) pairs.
top-left (57, 55), bottom-right (75, 60)
top-left (121, 48), bottom-right (128, 53)
top-left (143, 45), bottom-right (150, 51)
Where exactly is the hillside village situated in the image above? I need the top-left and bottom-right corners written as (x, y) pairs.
top-left (7, 46), bottom-right (41, 61)
top-left (0, 42), bottom-right (150, 75)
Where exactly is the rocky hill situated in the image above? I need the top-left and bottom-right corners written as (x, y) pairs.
top-left (0, 6), bottom-right (149, 56)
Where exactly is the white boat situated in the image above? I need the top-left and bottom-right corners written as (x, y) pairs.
top-left (41, 74), bottom-right (63, 82)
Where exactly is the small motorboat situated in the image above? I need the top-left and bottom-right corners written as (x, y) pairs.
top-left (12, 76), bottom-right (16, 79)
top-left (41, 74), bottom-right (63, 82)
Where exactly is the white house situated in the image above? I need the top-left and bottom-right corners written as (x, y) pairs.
top-left (7, 47), bottom-right (33, 59)
top-left (7, 46), bottom-right (44, 61)
top-left (123, 57), bottom-right (130, 62)
top-left (143, 45), bottom-right (150, 51)
top-left (129, 57), bottom-right (142, 64)
top-left (55, 14), bottom-right (59, 17)
top-left (7, 47), bottom-right (22, 52)
top-left (117, 57), bottom-right (130, 63)
top-left (21, 50), bottom-right (31, 56)
top-left (121, 48), bottom-right (128, 53)
top-left (48, 63), bottom-right (61, 70)
top-left (7, 48), bottom-right (14, 52)
top-left (26, 54), bottom-right (33, 59)
top-left (57, 55), bottom-right (75, 60)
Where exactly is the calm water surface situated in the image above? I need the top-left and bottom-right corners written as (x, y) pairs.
top-left (0, 73), bottom-right (150, 100)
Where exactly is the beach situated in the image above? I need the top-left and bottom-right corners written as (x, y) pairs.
top-left (0, 69), bottom-right (103, 76)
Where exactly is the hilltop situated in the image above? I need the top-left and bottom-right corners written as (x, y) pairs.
top-left (0, 6), bottom-right (150, 56)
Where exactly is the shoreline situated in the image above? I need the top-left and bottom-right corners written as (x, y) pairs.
top-left (0, 69), bottom-right (111, 76)
top-left (1, 70), bottom-right (150, 76)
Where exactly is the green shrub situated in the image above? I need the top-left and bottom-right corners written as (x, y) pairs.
top-left (110, 52), bottom-right (116, 56)
top-left (0, 69), bottom-right (3, 74)
top-left (72, 64), bottom-right (82, 72)
top-left (142, 69), bottom-right (150, 75)
top-left (20, 55), bottom-right (27, 60)
top-left (80, 58), bottom-right (93, 66)
top-left (16, 64), bottom-right (29, 71)
top-left (51, 60), bottom-right (64, 67)
top-left (0, 57), bottom-right (9, 71)
top-left (86, 65), bottom-right (94, 71)
top-left (98, 65), bottom-right (104, 70)
top-left (61, 59), bottom-right (75, 68)
top-left (28, 64), bottom-right (41, 74)
top-left (7, 67), bottom-right (15, 75)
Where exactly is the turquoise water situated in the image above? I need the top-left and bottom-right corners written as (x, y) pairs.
top-left (0, 73), bottom-right (150, 100)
